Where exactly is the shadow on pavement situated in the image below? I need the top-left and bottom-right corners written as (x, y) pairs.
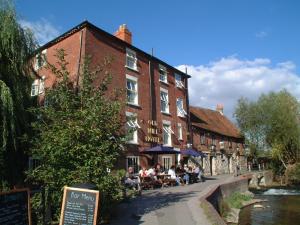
top-left (109, 190), bottom-right (198, 225)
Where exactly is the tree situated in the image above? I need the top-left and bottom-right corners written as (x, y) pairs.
top-left (0, 0), bottom-right (36, 189)
top-left (27, 49), bottom-right (126, 223)
top-left (234, 90), bottom-right (300, 169)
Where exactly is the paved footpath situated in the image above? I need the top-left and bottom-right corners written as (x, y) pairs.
top-left (109, 174), bottom-right (236, 225)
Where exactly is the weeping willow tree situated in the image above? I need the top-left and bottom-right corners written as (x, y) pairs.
top-left (0, 0), bottom-right (36, 189)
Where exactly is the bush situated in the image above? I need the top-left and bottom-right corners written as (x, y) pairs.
top-left (285, 163), bottom-right (300, 185)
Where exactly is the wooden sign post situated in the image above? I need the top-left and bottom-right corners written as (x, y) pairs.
top-left (59, 186), bottom-right (99, 225)
top-left (0, 188), bottom-right (31, 225)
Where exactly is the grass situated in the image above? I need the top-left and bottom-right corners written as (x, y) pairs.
top-left (225, 192), bottom-right (253, 209)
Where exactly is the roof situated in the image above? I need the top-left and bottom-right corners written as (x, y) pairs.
top-left (36, 20), bottom-right (191, 78)
top-left (190, 106), bottom-right (242, 139)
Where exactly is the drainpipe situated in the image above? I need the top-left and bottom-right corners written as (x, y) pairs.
top-left (75, 29), bottom-right (84, 92)
top-left (185, 67), bottom-right (192, 147)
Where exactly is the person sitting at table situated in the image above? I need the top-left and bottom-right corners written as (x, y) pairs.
top-left (124, 167), bottom-right (141, 191)
top-left (193, 165), bottom-right (201, 182)
top-left (139, 167), bottom-right (148, 177)
top-left (155, 163), bottom-right (164, 175)
top-left (168, 165), bottom-right (181, 185)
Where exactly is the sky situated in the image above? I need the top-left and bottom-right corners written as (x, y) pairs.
top-left (16, 0), bottom-right (300, 119)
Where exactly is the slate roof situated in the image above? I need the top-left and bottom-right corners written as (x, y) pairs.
top-left (190, 106), bottom-right (242, 139)
top-left (36, 20), bottom-right (190, 78)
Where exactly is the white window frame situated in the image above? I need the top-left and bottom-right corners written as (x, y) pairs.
top-left (34, 49), bottom-right (47, 71)
top-left (176, 98), bottom-right (187, 117)
top-left (162, 156), bottom-right (172, 171)
top-left (126, 74), bottom-right (138, 105)
top-left (126, 156), bottom-right (140, 174)
top-left (126, 111), bottom-right (140, 144)
top-left (160, 88), bottom-right (169, 113)
top-left (162, 120), bottom-right (172, 146)
top-left (31, 78), bottom-right (45, 96)
top-left (177, 123), bottom-right (183, 140)
top-left (126, 48), bottom-right (138, 71)
top-left (175, 73), bottom-right (185, 89)
top-left (159, 64), bottom-right (168, 83)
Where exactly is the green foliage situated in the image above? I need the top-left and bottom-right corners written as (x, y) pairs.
top-left (0, 0), bottom-right (35, 189)
top-left (234, 90), bottom-right (300, 168)
top-left (27, 49), bottom-right (126, 224)
top-left (225, 192), bottom-right (252, 209)
top-left (285, 163), bottom-right (300, 185)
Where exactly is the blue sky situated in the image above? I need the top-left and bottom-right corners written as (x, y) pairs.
top-left (16, 0), bottom-right (300, 119)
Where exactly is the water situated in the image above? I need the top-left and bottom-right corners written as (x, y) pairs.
top-left (239, 188), bottom-right (300, 225)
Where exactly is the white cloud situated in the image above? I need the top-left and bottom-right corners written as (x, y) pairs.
top-left (255, 31), bottom-right (268, 39)
top-left (177, 57), bottom-right (300, 120)
top-left (19, 18), bottom-right (60, 45)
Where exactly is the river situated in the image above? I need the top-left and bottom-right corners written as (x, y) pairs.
top-left (239, 188), bottom-right (300, 225)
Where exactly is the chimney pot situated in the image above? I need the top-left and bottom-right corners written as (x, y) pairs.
top-left (114, 24), bottom-right (132, 44)
top-left (216, 104), bottom-right (224, 115)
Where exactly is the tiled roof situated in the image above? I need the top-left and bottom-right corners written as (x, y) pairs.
top-left (190, 106), bottom-right (242, 138)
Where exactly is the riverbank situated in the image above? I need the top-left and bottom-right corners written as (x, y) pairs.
top-left (200, 174), bottom-right (253, 225)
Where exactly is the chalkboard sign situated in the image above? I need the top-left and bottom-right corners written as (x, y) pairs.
top-left (0, 188), bottom-right (31, 225)
top-left (59, 186), bottom-right (99, 225)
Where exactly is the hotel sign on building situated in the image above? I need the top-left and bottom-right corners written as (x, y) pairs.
top-left (145, 120), bottom-right (160, 143)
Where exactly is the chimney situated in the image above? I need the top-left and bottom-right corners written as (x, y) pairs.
top-left (216, 104), bottom-right (224, 115)
top-left (114, 24), bottom-right (132, 44)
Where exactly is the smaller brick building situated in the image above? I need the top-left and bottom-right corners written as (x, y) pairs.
top-left (190, 105), bottom-right (246, 175)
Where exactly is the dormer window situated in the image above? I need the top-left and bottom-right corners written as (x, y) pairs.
top-left (126, 48), bottom-right (137, 71)
top-left (175, 73), bottom-right (184, 88)
top-left (159, 65), bottom-right (167, 83)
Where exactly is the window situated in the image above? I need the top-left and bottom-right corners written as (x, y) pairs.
top-left (177, 123), bottom-right (183, 140)
top-left (159, 64), bottom-right (167, 83)
top-left (200, 134), bottom-right (206, 145)
top-left (126, 112), bottom-right (140, 144)
top-left (162, 121), bottom-right (173, 146)
top-left (228, 139), bottom-right (232, 148)
top-left (176, 98), bottom-right (187, 117)
top-left (126, 48), bottom-right (137, 71)
top-left (34, 49), bottom-right (47, 70)
top-left (28, 157), bottom-right (40, 170)
top-left (162, 156), bottom-right (172, 171)
top-left (212, 135), bottom-right (217, 146)
top-left (175, 73), bottom-right (184, 88)
top-left (126, 156), bottom-right (139, 174)
top-left (31, 78), bottom-right (45, 96)
top-left (126, 75), bottom-right (138, 105)
top-left (160, 88), bottom-right (169, 113)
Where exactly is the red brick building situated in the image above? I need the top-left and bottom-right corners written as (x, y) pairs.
top-left (190, 105), bottom-right (246, 175)
top-left (32, 21), bottom-right (191, 173)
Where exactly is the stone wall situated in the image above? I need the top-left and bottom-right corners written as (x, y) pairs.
top-left (201, 176), bottom-right (250, 224)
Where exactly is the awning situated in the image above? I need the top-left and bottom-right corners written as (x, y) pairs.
top-left (140, 145), bottom-right (180, 154)
top-left (180, 149), bottom-right (207, 157)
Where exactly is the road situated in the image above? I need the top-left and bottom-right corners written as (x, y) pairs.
top-left (109, 174), bottom-right (235, 225)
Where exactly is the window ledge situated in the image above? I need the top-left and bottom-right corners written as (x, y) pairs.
top-left (127, 102), bottom-right (142, 109)
top-left (159, 80), bottom-right (169, 85)
top-left (125, 65), bottom-right (139, 73)
top-left (127, 141), bottom-right (139, 145)
top-left (177, 114), bottom-right (186, 118)
top-left (161, 111), bottom-right (171, 116)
